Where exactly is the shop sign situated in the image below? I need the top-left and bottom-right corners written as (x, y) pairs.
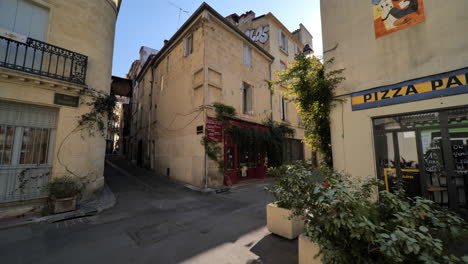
top-left (351, 67), bottom-right (468, 111)
top-left (54, 93), bottom-right (79, 107)
top-left (206, 116), bottom-right (222, 142)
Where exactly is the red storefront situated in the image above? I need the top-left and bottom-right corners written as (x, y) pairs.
top-left (224, 118), bottom-right (269, 185)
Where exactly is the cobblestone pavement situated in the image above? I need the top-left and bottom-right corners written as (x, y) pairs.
top-left (0, 156), bottom-right (298, 264)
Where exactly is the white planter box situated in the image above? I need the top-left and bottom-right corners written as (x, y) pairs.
top-left (299, 234), bottom-right (323, 264)
top-left (266, 203), bottom-right (304, 239)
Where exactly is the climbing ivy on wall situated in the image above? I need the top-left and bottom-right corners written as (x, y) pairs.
top-left (271, 54), bottom-right (345, 167)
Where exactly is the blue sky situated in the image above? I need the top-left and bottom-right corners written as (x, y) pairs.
top-left (112, 0), bottom-right (322, 77)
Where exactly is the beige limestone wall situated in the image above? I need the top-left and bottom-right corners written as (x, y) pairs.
top-left (149, 19), bottom-right (206, 187)
top-left (321, 0), bottom-right (468, 96)
top-left (322, 0), bottom-right (468, 178)
top-left (0, 0), bottom-right (119, 199)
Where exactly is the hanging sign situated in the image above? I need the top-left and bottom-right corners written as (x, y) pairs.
top-left (352, 68), bottom-right (468, 111)
top-left (206, 116), bottom-right (222, 142)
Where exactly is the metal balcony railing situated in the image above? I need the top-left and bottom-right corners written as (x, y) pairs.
top-left (0, 36), bottom-right (87, 85)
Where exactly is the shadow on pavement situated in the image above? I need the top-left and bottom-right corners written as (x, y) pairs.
top-left (250, 233), bottom-right (298, 264)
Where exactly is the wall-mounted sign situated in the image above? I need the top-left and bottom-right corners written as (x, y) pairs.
top-left (245, 25), bottom-right (269, 44)
top-left (372, 0), bottom-right (425, 39)
top-left (54, 93), bottom-right (79, 107)
top-left (352, 67), bottom-right (468, 111)
top-left (115, 96), bottom-right (130, 104)
top-left (206, 117), bottom-right (222, 142)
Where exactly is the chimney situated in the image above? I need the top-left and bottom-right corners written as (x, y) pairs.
top-left (164, 40), bottom-right (169, 46)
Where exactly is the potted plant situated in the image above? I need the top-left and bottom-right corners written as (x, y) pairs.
top-left (267, 161), bottom-right (323, 240)
top-left (48, 176), bottom-right (82, 214)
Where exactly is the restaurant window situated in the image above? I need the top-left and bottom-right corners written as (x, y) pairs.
top-left (373, 107), bottom-right (468, 211)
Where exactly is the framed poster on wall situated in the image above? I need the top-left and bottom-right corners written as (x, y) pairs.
top-left (373, 0), bottom-right (425, 38)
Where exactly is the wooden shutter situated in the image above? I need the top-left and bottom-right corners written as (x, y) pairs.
top-left (278, 29), bottom-right (282, 49)
top-left (0, 0), bottom-right (17, 32)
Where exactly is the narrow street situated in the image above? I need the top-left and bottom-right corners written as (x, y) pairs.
top-left (0, 158), bottom-right (297, 264)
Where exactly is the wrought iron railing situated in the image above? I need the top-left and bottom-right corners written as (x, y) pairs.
top-left (0, 35), bottom-right (87, 85)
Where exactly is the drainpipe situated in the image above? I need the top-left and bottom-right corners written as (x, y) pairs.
top-left (148, 65), bottom-right (155, 170)
top-left (202, 15), bottom-right (208, 189)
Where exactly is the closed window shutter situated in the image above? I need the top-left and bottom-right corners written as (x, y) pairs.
top-left (278, 29), bottom-right (282, 49)
top-left (0, 0), bottom-right (17, 32)
top-left (247, 85), bottom-right (253, 112)
top-left (285, 37), bottom-right (289, 53)
top-left (279, 96), bottom-right (284, 120)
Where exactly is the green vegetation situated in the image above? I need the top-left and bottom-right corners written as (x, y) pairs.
top-left (271, 54), bottom-right (345, 167)
top-left (48, 176), bottom-right (82, 199)
top-left (268, 163), bottom-right (468, 264)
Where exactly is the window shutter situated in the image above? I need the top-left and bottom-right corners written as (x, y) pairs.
top-left (285, 37), bottom-right (289, 53)
top-left (278, 29), bottom-right (282, 48)
top-left (279, 96), bottom-right (284, 120)
top-left (0, 0), bottom-right (17, 32)
top-left (247, 85), bottom-right (253, 112)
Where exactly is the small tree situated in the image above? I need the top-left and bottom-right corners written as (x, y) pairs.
top-left (272, 54), bottom-right (344, 167)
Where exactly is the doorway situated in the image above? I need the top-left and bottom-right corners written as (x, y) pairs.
top-left (374, 107), bottom-right (468, 213)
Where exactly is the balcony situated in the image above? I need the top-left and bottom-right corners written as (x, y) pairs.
top-left (0, 36), bottom-right (87, 85)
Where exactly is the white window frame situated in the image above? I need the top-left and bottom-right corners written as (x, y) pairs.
top-left (184, 34), bottom-right (193, 57)
top-left (294, 43), bottom-right (299, 55)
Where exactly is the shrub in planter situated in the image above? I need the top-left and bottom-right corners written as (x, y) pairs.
top-left (266, 162), bottom-right (324, 239)
top-left (302, 168), bottom-right (468, 264)
top-left (48, 176), bottom-right (82, 214)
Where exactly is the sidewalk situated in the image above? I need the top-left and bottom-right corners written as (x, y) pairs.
top-left (0, 184), bottom-right (116, 231)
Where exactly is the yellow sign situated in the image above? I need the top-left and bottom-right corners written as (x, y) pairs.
top-left (352, 68), bottom-right (468, 111)
top-left (383, 168), bottom-right (419, 192)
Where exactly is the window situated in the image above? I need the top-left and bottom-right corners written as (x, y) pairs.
top-left (242, 82), bottom-right (253, 115)
top-left (166, 55), bottom-right (171, 72)
top-left (243, 44), bottom-right (252, 66)
top-left (278, 29), bottom-right (288, 53)
top-left (184, 34), bottom-right (193, 56)
top-left (0, 125), bottom-right (15, 165)
top-left (283, 139), bottom-right (304, 163)
top-left (280, 61), bottom-right (287, 71)
top-left (298, 114), bottom-right (304, 127)
top-left (294, 43), bottom-right (299, 55)
top-left (280, 95), bottom-right (287, 121)
top-left (0, 0), bottom-right (49, 41)
top-left (19, 127), bottom-right (50, 165)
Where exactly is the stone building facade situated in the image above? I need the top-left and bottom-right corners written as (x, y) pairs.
top-left (322, 0), bottom-right (468, 214)
top-left (0, 0), bottom-right (121, 206)
top-left (127, 3), bottom-right (313, 188)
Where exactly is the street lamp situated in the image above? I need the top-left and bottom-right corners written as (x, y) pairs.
top-left (302, 44), bottom-right (313, 58)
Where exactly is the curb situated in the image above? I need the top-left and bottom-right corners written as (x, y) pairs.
top-left (0, 184), bottom-right (116, 231)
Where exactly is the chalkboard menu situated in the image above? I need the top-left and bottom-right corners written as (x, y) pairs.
top-left (423, 138), bottom-right (443, 173)
top-left (452, 140), bottom-right (468, 172)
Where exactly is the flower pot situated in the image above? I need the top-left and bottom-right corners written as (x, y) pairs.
top-left (299, 234), bottom-right (323, 264)
top-left (266, 203), bottom-right (305, 239)
top-left (51, 196), bottom-right (77, 214)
